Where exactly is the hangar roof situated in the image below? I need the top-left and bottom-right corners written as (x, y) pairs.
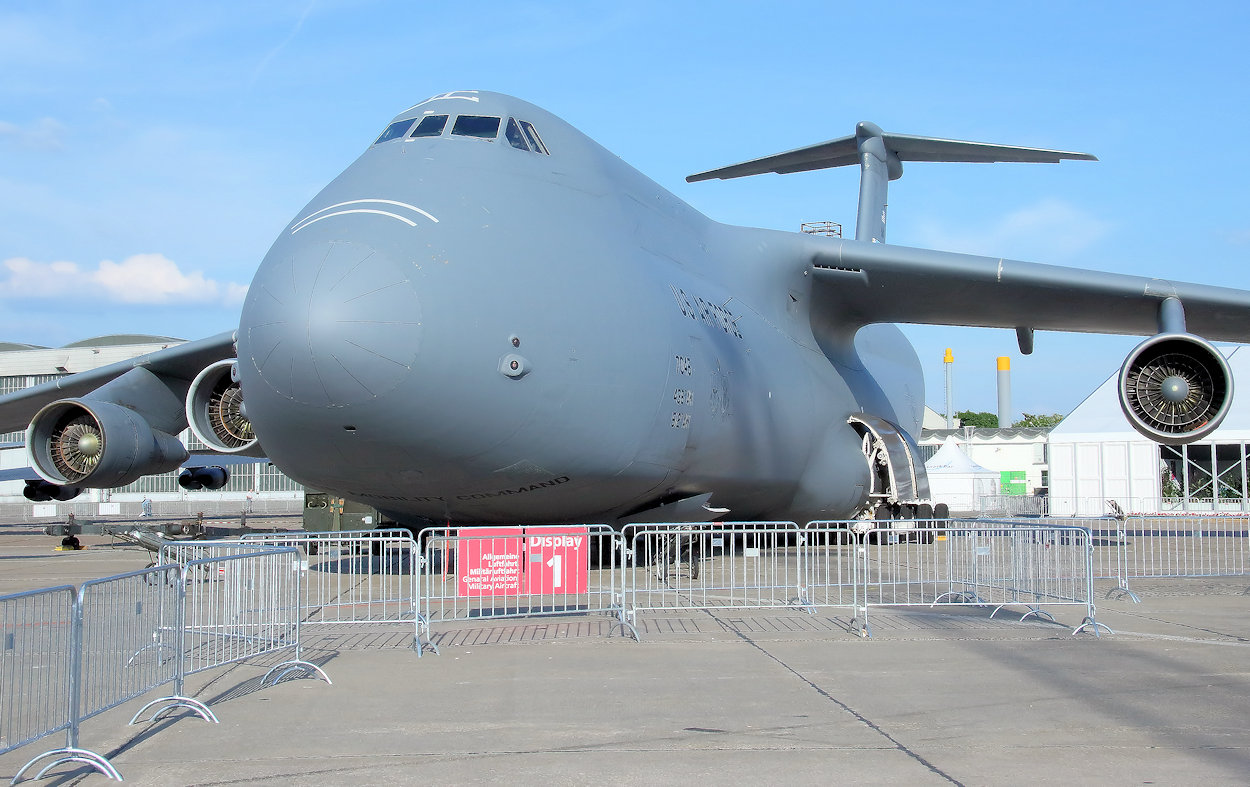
top-left (60, 334), bottom-right (185, 348)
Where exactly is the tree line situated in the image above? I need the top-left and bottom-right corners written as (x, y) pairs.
top-left (951, 411), bottom-right (1064, 429)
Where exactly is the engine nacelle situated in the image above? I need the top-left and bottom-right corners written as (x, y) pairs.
top-left (178, 465), bottom-right (230, 491)
top-left (185, 360), bottom-right (263, 455)
top-left (1118, 333), bottom-right (1233, 444)
top-left (23, 479), bottom-right (83, 502)
top-left (26, 399), bottom-right (189, 487)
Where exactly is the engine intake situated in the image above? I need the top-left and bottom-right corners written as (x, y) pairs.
top-left (185, 360), bottom-right (262, 455)
top-left (1118, 333), bottom-right (1232, 444)
top-left (27, 399), bottom-right (189, 487)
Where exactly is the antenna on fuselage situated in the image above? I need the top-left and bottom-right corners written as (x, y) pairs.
top-left (687, 123), bottom-right (1096, 244)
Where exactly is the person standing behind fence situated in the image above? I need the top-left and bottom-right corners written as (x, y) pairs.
top-left (140, 497), bottom-right (152, 517)
top-left (246, 490), bottom-right (255, 514)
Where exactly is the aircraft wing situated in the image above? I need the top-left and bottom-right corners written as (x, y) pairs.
top-left (0, 331), bottom-right (236, 434)
top-left (809, 240), bottom-right (1250, 343)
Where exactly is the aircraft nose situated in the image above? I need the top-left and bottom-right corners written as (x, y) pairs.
top-left (238, 238), bottom-right (422, 408)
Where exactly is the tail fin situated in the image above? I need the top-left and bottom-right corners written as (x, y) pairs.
top-left (687, 122), bottom-right (1096, 244)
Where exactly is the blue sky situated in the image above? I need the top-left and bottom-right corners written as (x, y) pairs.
top-left (2, 1), bottom-right (1248, 418)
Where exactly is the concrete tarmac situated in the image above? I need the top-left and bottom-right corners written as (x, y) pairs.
top-left (1, 524), bottom-right (1248, 785)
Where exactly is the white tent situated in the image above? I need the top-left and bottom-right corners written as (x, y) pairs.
top-left (925, 436), bottom-right (999, 513)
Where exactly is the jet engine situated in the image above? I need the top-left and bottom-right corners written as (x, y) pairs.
top-left (26, 399), bottom-right (189, 487)
top-left (1118, 333), bottom-right (1232, 444)
top-left (178, 465), bottom-right (229, 491)
top-left (23, 479), bottom-right (83, 502)
top-left (185, 360), bottom-right (262, 455)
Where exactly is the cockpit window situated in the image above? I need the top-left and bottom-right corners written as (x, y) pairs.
top-left (409, 114), bottom-right (449, 138)
top-left (451, 115), bottom-right (501, 140)
top-left (519, 120), bottom-right (549, 155)
top-left (505, 118), bottom-right (530, 151)
top-left (375, 119), bottom-right (415, 144)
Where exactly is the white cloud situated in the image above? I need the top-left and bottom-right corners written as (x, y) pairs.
top-left (914, 198), bottom-right (1111, 260)
top-left (0, 254), bottom-right (248, 306)
top-left (0, 117), bottom-right (65, 151)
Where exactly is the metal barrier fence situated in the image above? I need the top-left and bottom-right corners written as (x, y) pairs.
top-left (140, 545), bottom-right (329, 721)
top-left (851, 522), bottom-right (1105, 637)
top-left (6, 547), bottom-right (329, 782)
top-left (621, 522), bottom-right (812, 629)
top-left (157, 538), bottom-right (274, 568)
top-left (1118, 516), bottom-right (1250, 583)
top-left (0, 587), bottom-right (77, 772)
top-left (11, 565), bottom-right (185, 781)
top-left (419, 525), bottom-right (631, 638)
top-left (415, 521), bottom-right (1109, 640)
top-left (238, 530), bottom-right (433, 655)
top-left (977, 516), bottom-right (1119, 590)
top-left (975, 495), bottom-right (1049, 517)
top-left (798, 523), bottom-right (861, 611)
top-left (977, 515), bottom-right (1250, 601)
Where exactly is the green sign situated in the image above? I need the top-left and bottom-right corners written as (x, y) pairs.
top-left (1000, 470), bottom-right (1027, 496)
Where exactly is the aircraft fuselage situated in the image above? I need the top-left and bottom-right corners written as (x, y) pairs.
top-left (236, 92), bottom-right (923, 526)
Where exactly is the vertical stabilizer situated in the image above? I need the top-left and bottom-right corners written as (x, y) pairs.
top-left (853, 122), bottom-right (902, 243)
top-left (687, 125), bottom-right (1095, 244)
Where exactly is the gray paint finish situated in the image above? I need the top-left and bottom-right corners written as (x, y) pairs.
top-left (4, 91), bottom-right (1249, 526)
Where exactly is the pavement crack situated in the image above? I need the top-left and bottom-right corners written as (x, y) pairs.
top-left (699, 609), bottom-right (965, 786)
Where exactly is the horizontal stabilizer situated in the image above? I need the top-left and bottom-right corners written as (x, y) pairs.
top-left (687, 122), bottom-right (1097, 182)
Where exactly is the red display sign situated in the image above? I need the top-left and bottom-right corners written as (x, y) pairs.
top-left (456, 526), bottom-right (589, 597)
top-left (524, 527), bottom-right (589, 595)
top-left (456, 527), bottom-right (524, 597)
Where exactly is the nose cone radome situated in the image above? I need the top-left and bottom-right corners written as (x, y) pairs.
top-left (239, 239), bottom-right (421, 408)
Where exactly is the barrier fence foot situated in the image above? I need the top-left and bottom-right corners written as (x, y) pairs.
top-left (129, 695), bottom-right (218, 726)
top-left (412, 614), bottom-right (440, 657)
top-left (1016, 605), bottom-right (1057, 624)
top-left (850, 607), bottom-right (871, 638)
top-left (788, 594), bottom-right (817, 615)
top-left (613, 609), bottom-right (642, 642)
top-left (262, 659), bottom-right (332, 686)
top-left (1073, 617), bottom-right (1114, 638)
top-left (1105, 584), bottom-right (1141, 603)
top-left (12, 747), bottom-right (122, 783)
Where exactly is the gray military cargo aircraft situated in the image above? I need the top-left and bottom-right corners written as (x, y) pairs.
top-left (3, 90), bottom-right (1249, 529)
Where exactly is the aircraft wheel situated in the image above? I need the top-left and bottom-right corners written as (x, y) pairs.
top-left (934, 503), bottom-right (950, 519)
top-left (60, 535), bottom-right (81, 550)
